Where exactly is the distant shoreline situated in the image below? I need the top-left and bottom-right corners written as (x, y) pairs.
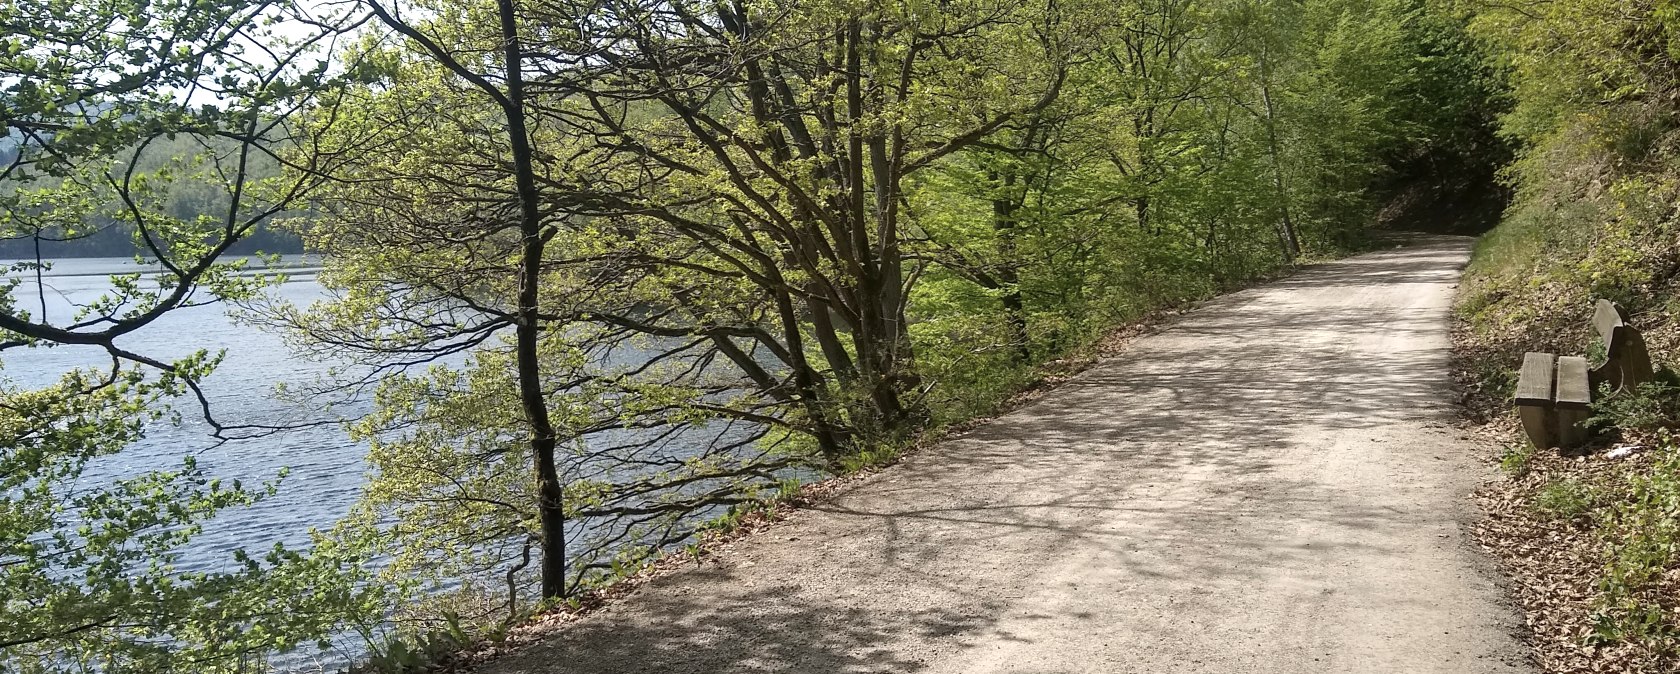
top-left (0, 254), bottom-right (325, 280)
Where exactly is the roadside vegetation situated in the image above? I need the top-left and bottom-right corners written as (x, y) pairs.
top-left (1455, 1), bottom-right (1680, 671)
top-left (2, 0), bottom-right (1509, 671)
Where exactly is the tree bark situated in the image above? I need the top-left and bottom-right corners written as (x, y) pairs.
top-left (991, 171), bottom-right (1031, 364)
top-left (1256, 49), bottom-right (1300, 262)
top-left (494, 0), bottom-right (568, 599)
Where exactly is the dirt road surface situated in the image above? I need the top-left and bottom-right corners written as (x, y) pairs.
top-left (479, 235), bottom-right (1531, 673)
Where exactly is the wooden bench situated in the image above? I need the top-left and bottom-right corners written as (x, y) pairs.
top-left (1588, 299), bottom-right (1653, 392)
top-left (1513, 300), bottom-right (1653, 452)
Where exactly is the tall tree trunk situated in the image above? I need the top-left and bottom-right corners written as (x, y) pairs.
top-left (32, 234), bottom-right (46, 319)
top-left (496, 0), bottom-right (568, 600)
top-left (991, 172), bottom-right (1031, 364)
top-left (1256, 50), bottom-right (1300, 262)
top-left (838, 19), bottom-right (912, 439)
top-left (363, 0), bottom-right (568, 595)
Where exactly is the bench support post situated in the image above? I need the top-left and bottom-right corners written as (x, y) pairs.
top-left (1518, 404), bottom-right (1554, 450)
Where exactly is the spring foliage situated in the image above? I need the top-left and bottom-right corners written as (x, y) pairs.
top-left (3, 0), bottom-right (1505, 669)
top-left (1458, 0), bottom-right (1680, 664)
top-left (284, 0), bottom-right (1498, 622)
top-left (0, 0), bottom-right (382, 670)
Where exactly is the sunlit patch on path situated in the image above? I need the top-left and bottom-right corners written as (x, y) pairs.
top-left (477, 235), bottom-right (1532, 674)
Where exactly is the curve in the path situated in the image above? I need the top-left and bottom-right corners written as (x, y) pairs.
top-left (480, 234), bottom-right (1531, 674)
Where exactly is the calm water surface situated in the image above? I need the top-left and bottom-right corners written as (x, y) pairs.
top-left (6, 257), bottom-right (380, 669)
top-left (6, 257), bottom-right (755, 670)
top-left (6, 257), bottom-right (364, 557)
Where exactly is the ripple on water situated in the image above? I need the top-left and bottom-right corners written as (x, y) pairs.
top-left (6, 258), bottom-right (758, 672)
top-left (7, 258), bottom-right (384, 669)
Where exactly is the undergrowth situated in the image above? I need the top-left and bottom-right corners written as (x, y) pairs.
top-left (1456, 103), bottom-right (1680, 674)
top-left (1500, 443), bottom-right (1535, 477)
top-left (1580, 431), bottom-right (1680, 651)
top-left (1590, 374), bottom-right (1680, 436)
top-left (1535, 477), bottom-right (1598, 521)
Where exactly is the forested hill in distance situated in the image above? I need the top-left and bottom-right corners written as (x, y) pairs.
top-left (0, 130), bottom-right (307, 259)
top-left (0, 223), bottom-right (304, 259)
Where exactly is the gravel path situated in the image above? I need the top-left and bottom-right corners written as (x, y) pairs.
top-left (479, 235), bottom-right (1532, 673)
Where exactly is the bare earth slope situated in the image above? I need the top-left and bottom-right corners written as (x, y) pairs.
top-left (480, 235), bottom-right (1531, 674)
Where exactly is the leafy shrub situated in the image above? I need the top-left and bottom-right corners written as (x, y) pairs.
top-left (1500, 443), bottom-right (1535, 477)
top-left (1478, 360), bottom-right (1519, 405)
top-left (1590, 433), bottom-right (1680, 647)
top-left (1590, 370), bottom-right (1680, 435)
top-left (1585, 338), bottom-right (1608, 366)
top-left (1535, 477), bottom-right (1598, 521)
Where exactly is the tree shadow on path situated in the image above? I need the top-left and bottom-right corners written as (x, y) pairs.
top-left (477, 235), bottom-right (1524, 674)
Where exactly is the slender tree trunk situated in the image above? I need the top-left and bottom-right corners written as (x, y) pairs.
top-left (997, 271), bottom-right (1030, 363)
top-left (1256, 51), bottom-right (1300, 262)
top-left (32, 234), bottom-right (46, 320)
top-left (991, 172), bottom-right (1031, 364)
top-left (495, 0), bottom-right (568, 600)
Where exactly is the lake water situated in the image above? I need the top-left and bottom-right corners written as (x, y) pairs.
top-left (4, 257), bottom-right (384, 668)
top-left (5, 256), bottom-right (782, 671)
top-left (5, 257), bottom-right (366, 554)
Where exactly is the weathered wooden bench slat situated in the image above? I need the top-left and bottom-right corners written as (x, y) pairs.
top-left (1515, 352), bottom-right (1555, 405)
top-left (1555, 355), bottom-right (1592, 450)
top-left (1555, 356), bottom-right (1591, 409)
top-left (1515, 352), bottom-right (1555, 449)
top-left (1592, 299), bottom-right (1624, 344)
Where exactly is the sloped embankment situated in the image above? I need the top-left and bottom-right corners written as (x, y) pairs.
top-left (1455, 125), bottom-right (1680, 673)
